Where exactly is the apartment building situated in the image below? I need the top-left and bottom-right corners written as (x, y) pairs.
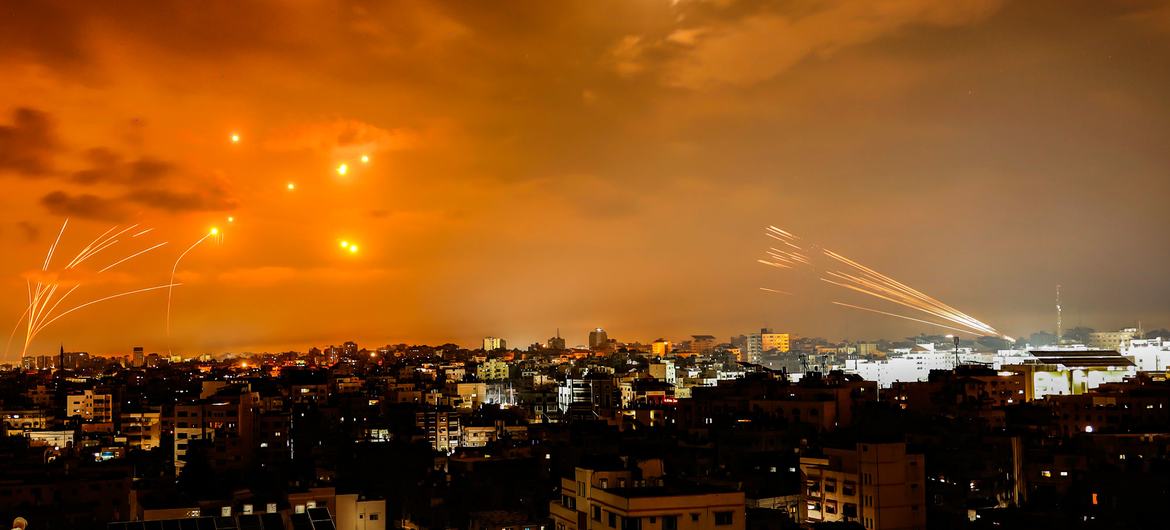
top-left (800, 441), bottom-right (925, 530)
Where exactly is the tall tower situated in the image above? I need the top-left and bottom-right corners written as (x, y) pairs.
top-left (1055, 284), bottom-right (1063, 346)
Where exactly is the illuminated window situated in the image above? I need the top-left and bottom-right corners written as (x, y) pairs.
top-left (1041, 470), bottom-right (1051, 478)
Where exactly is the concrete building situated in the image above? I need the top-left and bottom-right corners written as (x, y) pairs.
top-left (66, 390), bottom-right (115, 423)
top-left (691, 335), bottom-right (717, 355)
top-left (1088, 328), bottom-right (1139, 351)
top-left (652, 339), bottom-right (673, 357)
top-left (589, 328), bottom-right (609, 351)
top-left (844, 347), bottom-right (956, 388)
top-left (800, 442), bottom-right (925, 530)
top-left (550, 460), bottom-right (745, 530)
top-left (746, 329), bottom-right (790, 364)
top-left (483, 337), bottom-right (507, 352)
top-left (1122, 337), bottom-right (1170, 372)
top-left (648, 361), bottom-right (676, 385)
top-left (477, 358), bottom-right (511, 381)
top-left (335, 494), bottom-right (386, 530)
top-left (119, 411), bottom-right (162, 450)
top-left (173, 386), bottom-right (260, 475)
top-left (416, 408), bottom-right (461, 452)
top-left (998, 349), bottom-right (1136, 400)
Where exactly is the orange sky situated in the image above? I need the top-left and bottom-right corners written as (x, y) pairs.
top-left (3, 0), bottom-right (1170, 358)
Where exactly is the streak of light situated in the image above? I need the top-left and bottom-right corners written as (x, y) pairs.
top-left (166, 231), bottom-right (216, 351)
top-left (42, 219), bottom-right (69, 272)
top-left (830, 301), bottom-right (980, 336)
top-left (131, 228), bottom-right (154, 238)
top-left (759, 287), bottom-right (792, 295)
top-left (36, 284), bottom-right (182, 335)
top-left (757, 259), bottom-right (791, 269)
top-left (98, 242), bottom-right (168, 273)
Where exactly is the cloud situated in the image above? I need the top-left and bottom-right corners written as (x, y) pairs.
top-left (70, 147), bottom-right (175, 185)
top-left (0, 107), bottom-right (58, 177)
top-left (16, 221), bottom-right (40, 243)
top-left (125, 186), bottom-right (236, 213)
top-left (263, 118), bottom-right (421, 158)
top-left (627, 0), bottom-right (1005, 89)
top-left (40, 190), bottom-right (128, 221)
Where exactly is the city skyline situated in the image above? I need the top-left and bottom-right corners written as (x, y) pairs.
top-left (3, 0), bottom-right (1170, 355)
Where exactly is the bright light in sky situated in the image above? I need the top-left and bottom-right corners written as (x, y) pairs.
top-left (360, 154), bottom-right (370, 164)
top-left (336, 163), bottom-right (348, 175)
top-left (287, 182), bottom-right (296, 191)
top-left (209, 227), bottom-right (219, 236)
top-left (230, 133), bottom-right (240, 143)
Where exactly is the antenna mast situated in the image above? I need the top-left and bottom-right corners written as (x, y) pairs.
top-left (1056, 284), bottom-right (1063, 346)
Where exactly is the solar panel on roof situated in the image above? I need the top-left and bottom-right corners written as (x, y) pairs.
top-left (237, 514), bottom-right (261, 530)
top-left (307, 508), bottom-right (331, 521)
top-left (290, 513), bottom-right (313, 530)
top-left (260, 513), bottom-right (284, 530)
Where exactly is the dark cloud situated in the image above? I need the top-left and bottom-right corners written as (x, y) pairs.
top-left (40, 190), bottom-right (128, 221)
top-left (71, 147), bottom-right (175, 185)
top-left (125, 187), bottom-right (237, 213)
top-left (15, 222), bottom-right (40, 243)
top-left (0, 108), bottom-right (57, 177)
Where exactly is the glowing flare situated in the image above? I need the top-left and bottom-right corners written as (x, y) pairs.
top-left (227, 216), bottom-right (235, 223)
top-left (348, 245), bottom-right (359, 254)
top-left (360, 154), bottom-right (370, 164)
top-left (209, 227), bottom-right (219, 236)
top-left (287, 182), bottom-right (296, 191)
top-left (340, 240), bottom-right (349, 248)
top-left (230, 133), bottom-right (240, 143)
top-left (337, 163), bottom-right (348, 175)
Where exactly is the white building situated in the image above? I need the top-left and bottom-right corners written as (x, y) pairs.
top-left (844, 345), bottom-right (956, 388)
top-left (1122, 337), bottom-right (1170, 372)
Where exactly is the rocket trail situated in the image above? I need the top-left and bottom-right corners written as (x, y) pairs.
top-left (760, 225), bottom-right (1005, 338)
top-left (830, 301), bottom-right (981, 336)
top-left (166, 231), bottom-right (216, 354)
top-left (34, 284), bottom-right (182, 335)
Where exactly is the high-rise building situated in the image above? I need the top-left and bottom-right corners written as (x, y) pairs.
top-left (651, 338), bottom-right (672, 356)
top-left (589, 328), bottom-right (609, 350)
top-left (746, 328), bottom-right (790, 363)
top-left (691, 335), bottom-right (717, 355)
top-left (132, 346), bottom-right (145, 367)
top-left (483, 336), bottom-right (507, 351)
top-left (66, 390), bottom-right (115, 423)
top-left (800, 441), bottom-right (925, 530)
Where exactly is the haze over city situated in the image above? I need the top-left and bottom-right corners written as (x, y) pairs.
top-left (3, 0), bottom-right (1170, 356)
